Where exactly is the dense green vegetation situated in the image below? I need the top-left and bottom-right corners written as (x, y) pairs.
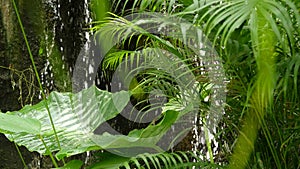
top-left (0, 0), bottom-right (299, 168)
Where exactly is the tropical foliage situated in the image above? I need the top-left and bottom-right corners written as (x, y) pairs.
top-left (100, 0), bottom-right (300, 168)
top-left (0, 0), bottom-right (299, 168)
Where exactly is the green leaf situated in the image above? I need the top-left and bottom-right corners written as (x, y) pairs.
top-left (53, 160), bottom-right (83, 169)
top-left (3, 85), bottom-right (130, 159)
top-left (0, 113), bottom-right (41, 134)
top-left (87, 152), bottom-right (130, 169)
top-left (1, 85), bottom-right (187, 160)
top-left (91, 110), bottom-right (180, 155)
top-left (38, 47), bottom-right (44, 56)
top-left (128, 110), bottom-right (179, 138)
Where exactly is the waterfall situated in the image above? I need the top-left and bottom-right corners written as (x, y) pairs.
top-left (33, 0), bottom-right (94, 167)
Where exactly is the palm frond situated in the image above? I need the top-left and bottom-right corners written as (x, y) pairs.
top-left (180, 0), bottom-right (298, 55)
top-left (90, 151), bottom-right (224, 169)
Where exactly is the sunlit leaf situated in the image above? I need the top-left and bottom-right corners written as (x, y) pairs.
top-left (3, 85), bottom-right (130, 159)
top-left (0, 113), bottom-right (41, 134)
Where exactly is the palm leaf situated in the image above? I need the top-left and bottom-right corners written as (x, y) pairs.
top-left (89, 151), bottom-right (224, 169)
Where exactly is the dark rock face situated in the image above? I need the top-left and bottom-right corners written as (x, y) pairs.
top-left (0, 0), bottom-right (42, 168)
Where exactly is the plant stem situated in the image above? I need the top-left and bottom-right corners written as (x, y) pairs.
top-left (204, 118), bottom-right (214, 164)
top-left (228, 10), bottom-right (277, 169)
top-left (14, 143), bottom-right (29, 169)
top-left (12, 0), bottom-right (64, 165)
top-left (39, 135), bottom-right (58, 168)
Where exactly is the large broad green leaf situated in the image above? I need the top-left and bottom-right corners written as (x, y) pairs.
top-left (2, 85), bottom-right (130, 159)
top-left (1, 85), bottom-right (185, 160)
top-left (90, 110), bottom-right (180, 156)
